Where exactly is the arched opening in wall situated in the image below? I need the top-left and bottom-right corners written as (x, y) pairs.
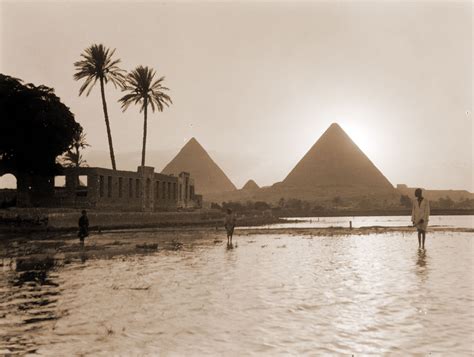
top-left (0, 173), bottom-right (18, 208)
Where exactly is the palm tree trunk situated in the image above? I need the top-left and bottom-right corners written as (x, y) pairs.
top-left (141, 97), bottom-right (148, 167)
top-left (99, 77), bottom-right (117, 170)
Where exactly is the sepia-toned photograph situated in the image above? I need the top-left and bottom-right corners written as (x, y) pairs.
top-left (0, 0), bottom-right (472, 355)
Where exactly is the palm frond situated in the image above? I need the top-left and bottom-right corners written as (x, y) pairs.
top-left (73, 43), bottom-right (126, 96)
top-left (119, 65), bottom-right (172, 115)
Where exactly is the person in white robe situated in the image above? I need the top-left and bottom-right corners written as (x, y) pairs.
top-left (411, 188), bottom-right (430, 249)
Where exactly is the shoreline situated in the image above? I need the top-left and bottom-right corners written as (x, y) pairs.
top-left (1, 208), bottom-right (473, 234)
top-left (1, 226), bottom-right (471, 264)
top-left (1, 224), bottom-right (472, 240)
top-left (278, 208), bottom-right (474, 217)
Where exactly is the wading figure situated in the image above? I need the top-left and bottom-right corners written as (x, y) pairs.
top-left (411, 188), bottom-right (430, 249)
top-left (224, 208), bottom-right (236, 246)
top-left (78, 210), bottom-right (89, 244)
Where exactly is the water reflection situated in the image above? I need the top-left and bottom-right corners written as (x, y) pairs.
top-left (0, 231), bottom-right (473, 355)
top-left (245, 215), bottom-right (474, 229)
top-left (416, 249), bottom-right (427, 269)
top-left (79, 243), bottom-right (87, 263)
top-left (415, 249), bottom-right (429, 287)
top-left (1, 255), bottom-right (61, 354)
top-left (14, 256), bottom-right (57, 286)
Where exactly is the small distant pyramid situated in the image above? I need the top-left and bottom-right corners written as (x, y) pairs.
top-left (161, 138), bottom-right (237, 195)
top-left (283, 123), bottom-right (394, 191)
top-left (242, 179), bottom-right (259, 190)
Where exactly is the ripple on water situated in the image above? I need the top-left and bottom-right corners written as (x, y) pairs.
top-left (0, 231), bottom-right (473, 355)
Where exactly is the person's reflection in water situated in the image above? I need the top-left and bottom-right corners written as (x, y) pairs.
top-left (417, 249), bottom-right (427, 268)
top-left (224, 208), bottom-right (236, 247)
top-left (415, 249), bottom-right (429, 284)
top-left (79, 242), bottom-right (87, 263)
top-left (78, 210), bottom-right (89, 244)
top-left (80, 250), bottom-right (87, 263)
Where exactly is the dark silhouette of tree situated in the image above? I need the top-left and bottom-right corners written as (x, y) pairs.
top-left (286, 198), bottom-right (303, 210)
top-left (60, 131), bottom-right (90, 168)
top-left (0, 74), bottom-right (82, 205)
top-left (119, 66), bottom-right (172, 167)
top-left (278, 197), bottom-right (285, 208)
top-left (438, 196), bottom-right (454, 209)
top-left (222, 201), bottom-right (244, 212)
top-left (254, 201), bottom-right (271, 211)
top-left (74, 44), bottom-right (125, 170)
top-left (210, 202), bottom-right (222, 210)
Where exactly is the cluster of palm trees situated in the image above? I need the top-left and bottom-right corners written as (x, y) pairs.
top-left (73, 44), bottom-right (172, 170)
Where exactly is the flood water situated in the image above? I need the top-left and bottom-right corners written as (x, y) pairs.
top-left (1, 229), bottom-right (473, 355)
top-left (244, 215), bottom-right (474, 229)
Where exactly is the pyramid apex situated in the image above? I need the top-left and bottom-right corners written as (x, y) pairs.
top-left (183, 137), bottom-right (203, 150)
top-left (162, 137), bottom-right (237, 194)
top-left (328, 122), bottom-right (343, 130)
top-left (242, 179), bottom-right (259, 190)
top-left (282, 121), bottom-right (393, 190)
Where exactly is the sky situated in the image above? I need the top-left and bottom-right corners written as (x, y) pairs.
top-left (0, 0), bottom-right (472, 191)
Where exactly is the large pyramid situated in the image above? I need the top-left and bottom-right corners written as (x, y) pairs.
top-left (282, 123), bottom-right (394, 193)
top-left (161, 138), bottom-right (237, 195)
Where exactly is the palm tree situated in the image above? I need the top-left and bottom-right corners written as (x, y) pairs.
top-left (73, 44), bottom-right (125, 170)
top-left (62, 131), bottom-right (90, 168)
top-left (119, 66), bottom-right (172, 167)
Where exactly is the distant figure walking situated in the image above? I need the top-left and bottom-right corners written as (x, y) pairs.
top-left (411, 188), bottom-right (430, 249)
top-left (224, 208), bottom-right (236, 246)
top-left (78, 210), bottom-right (89, 243)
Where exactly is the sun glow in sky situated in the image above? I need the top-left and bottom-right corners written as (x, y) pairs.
top-left (0, 0), bottom-right (472, 191)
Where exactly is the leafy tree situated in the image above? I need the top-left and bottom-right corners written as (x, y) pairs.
top-left (286, 198), bottom-right (303, 210)
top-left (119, 66), bottom-right (172, 167)
top-left (438, 196), bottom-right (454, 209)
top-left (210, 202), bottom-right (222, 210)
top-left (312, 204), bottom-right (325, 212)
top-left (278, 197), bottom-right (285, 208)
top-left (0, 74), bottom-right (81, 205)
top-left (74, 44), bottom-right (125, 170)
top-left (254, 201), bottom-right (271, 211)
top-left (222, 201), bottom-right (244, 212)
top-left (0, 74), bottom-right (81, 173)
top-left (456, 198), bottom-right (474, 209)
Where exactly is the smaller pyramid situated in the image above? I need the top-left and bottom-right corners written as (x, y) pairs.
top-left (161, 138), bottom-right (237, 195)
top-left (242, 179), bottom-right (259, 190)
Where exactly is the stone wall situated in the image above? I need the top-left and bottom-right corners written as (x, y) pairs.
top-left (46, 210), bottom-right (222, 229)
top-left (57, 166), bottom-right (201, 211)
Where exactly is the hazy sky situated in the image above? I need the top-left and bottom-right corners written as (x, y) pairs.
top-left (1, 0), bottom-right (472, 191)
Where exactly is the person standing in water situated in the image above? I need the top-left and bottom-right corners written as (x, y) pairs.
top-left (78, 210), bottom-right (89, 244)
top-left (411, 188), bottom-right (430, 249)
top-left (224, 208), bottom-right (236, 246)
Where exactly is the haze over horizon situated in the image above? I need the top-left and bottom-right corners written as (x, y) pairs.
top-left (0, 0), bottom-right (472, 191)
